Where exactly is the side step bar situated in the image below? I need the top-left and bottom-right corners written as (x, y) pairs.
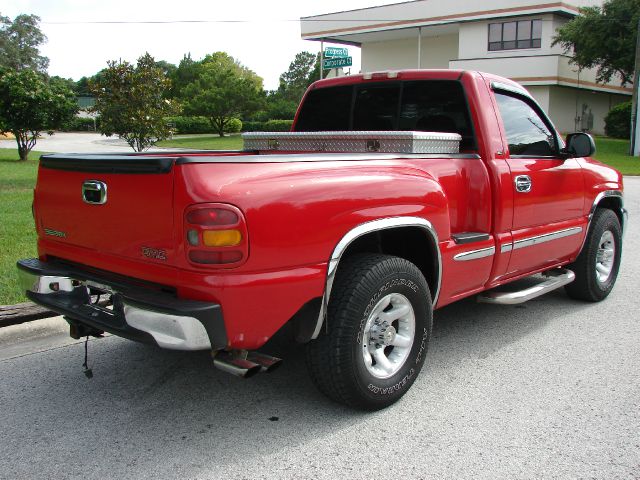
top-left (478, 268), bottom-right (575, 305)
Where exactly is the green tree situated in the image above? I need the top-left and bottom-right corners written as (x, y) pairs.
top-left (181, 52), bottom-right (263, 136)
top-left (91, 53), bottom-right (178, 151)
top-left (552, 0), bottom-right (639, 85)
top-left (604, 101), bottom-right (632, 138)
top-left (154, 59), bottom-right (177, 79)
top-left (277, 51), bottom-right (320, 102)
top-left (0, 13), bottom-right (48, 72)
top-left (169, 54), bottom-right (201, 98)
top-left (0, 68), bottom-right (77, 160)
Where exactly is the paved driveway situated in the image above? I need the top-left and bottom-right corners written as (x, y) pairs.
top-left (0, 179), bottom-right (638, 479)
top-left (0, 132), bottom-right (169, 153)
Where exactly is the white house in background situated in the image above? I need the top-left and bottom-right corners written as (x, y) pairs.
top-left (300, 0), bottom-right (632, 135)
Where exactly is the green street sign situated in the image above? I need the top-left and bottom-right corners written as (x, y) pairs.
top-left (324, 47), bottom-right (349, 58)
top-left (323, 56), bottom-right (353, 70)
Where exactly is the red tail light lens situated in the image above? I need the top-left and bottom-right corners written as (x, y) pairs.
top-left (186, 208), bottom-right (239, 226)
top-left (184, 203), bottom-right (248, 268)
top-left (189, 250), bottom-right (243, 265)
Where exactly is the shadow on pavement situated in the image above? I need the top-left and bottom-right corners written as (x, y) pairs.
top-left (0, 289), bottom-right (599, 478)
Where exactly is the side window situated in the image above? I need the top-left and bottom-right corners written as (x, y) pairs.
top-left (494, 92), bottom-right (556, 156)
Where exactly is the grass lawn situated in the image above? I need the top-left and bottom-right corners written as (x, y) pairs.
top-left (156, 134), bottom-right (243, 150)
top-left (0, 149), bottom-right (46, 305)
top-left (592, 137), bottom-right (640, 175)
top-left (0, 135), bottom-right (638, 305)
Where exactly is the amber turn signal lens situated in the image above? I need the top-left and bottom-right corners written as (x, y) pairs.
top-left (202, 229), bottom-right (242, 247)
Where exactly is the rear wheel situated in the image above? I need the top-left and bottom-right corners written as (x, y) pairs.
top-left (305, 254), bottom-right (432, 410)
top-left (565, 208), bottom-right (622, 302)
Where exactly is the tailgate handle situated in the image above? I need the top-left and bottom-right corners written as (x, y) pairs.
top-left (82, 180), bottom-right (107, 205)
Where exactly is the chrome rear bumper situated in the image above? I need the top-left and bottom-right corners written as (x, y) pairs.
top-left (17, 258), bottom-right (227, 351)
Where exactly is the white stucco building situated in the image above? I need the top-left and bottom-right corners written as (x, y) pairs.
top-left (301, 0), bottom-right (632, 135)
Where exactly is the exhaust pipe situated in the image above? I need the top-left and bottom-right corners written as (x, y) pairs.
top-left (247, 352), bottom-right (282, 373)
top-left (213, 351), bottom-right (261, 379)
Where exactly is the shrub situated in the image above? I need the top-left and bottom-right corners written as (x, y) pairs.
top-left (60, 116), bottom-right (100, 131)
top-left (604, 101), bottom-right (631, 139)
top-left (225, 117), bottom-right (242, 134)
top-left (241, 121), bottom-right (265, 132)
top-left (166, 116), bottom-right (210, 134)
top-left (263, 119), bottom-right (294, 132)
top-left (165, 116), bottom-right (242, 134)
top-left (241, 119), bottom-right (294, 132)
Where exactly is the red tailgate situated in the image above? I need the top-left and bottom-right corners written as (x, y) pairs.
top-left (35, 155), bottom-right (177, 266)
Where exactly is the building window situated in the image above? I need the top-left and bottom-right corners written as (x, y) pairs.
top-left (488, 19), bottom-right (542, 51)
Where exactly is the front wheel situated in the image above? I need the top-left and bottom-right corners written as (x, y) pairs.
top-left (565, 208), bottom-right (622, 302)
top-left (305, 254), bottom-right (432, 410)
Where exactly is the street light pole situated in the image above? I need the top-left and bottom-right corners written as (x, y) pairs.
top-left (631, 18), bottom-right (640, 156)
top-left (320, 40), bottom-right (324, 80)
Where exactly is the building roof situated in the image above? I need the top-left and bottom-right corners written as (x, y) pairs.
top-left (301, 0), bottom-right (602, 44)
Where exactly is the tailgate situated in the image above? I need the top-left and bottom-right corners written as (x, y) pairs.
top-left (35, 154), bottom-right (177, 266)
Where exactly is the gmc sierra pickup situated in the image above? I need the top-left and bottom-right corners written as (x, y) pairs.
top-left (18, 70), bottom-right (626, 410)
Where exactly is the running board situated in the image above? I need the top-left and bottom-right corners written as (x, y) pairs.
top-left (478, 269), bottom-right (575, 305)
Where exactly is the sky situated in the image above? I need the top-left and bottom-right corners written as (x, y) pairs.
top-left (0, 0), bottom-right (395, 90)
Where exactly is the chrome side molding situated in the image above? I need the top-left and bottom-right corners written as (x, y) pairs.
top-left (453, 246), bottom-right (495, 261)
top-left (512, 227), bottom-right (583, 250)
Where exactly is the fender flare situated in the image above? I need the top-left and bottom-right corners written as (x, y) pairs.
top-left (582, 190), bottom-right (627, 245)
top-left (311, 216), bottom-right (442, 339)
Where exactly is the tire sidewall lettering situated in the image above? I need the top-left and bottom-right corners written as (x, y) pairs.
top-left (367, 368), bottom-right (415, 395)
top-left (356, 272), bottom-right (429, 398)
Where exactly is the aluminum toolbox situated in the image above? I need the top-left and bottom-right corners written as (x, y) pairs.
top-left (242, 131), bottom-right (462, 154)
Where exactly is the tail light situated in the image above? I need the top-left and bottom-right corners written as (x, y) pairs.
top-left (184, 203), bottom-right (248, 267)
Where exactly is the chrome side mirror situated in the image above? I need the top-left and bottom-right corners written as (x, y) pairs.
top-left (563, 132), bottom-right (596, 158)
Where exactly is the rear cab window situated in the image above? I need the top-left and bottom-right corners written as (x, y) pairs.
top-left (294, 80), bottom-right (477, 151)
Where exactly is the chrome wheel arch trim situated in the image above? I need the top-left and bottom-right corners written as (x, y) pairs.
top-left (589, 190), bottom-right (625, 231)
top-left (578, 190), bottom-right (626, 253)
top-left (311, 216), bottom-right (442, 340)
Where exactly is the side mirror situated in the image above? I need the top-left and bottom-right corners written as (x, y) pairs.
top-left (563, 132), bottom-right (596, 158)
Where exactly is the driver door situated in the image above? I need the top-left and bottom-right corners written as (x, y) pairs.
top-left (493, 90), bottom-right (585, 277)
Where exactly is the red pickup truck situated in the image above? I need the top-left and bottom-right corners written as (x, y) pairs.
top-left (18, 70), bottom-right (626, 410)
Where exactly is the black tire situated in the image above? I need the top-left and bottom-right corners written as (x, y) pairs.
top-left (565, 208), bottom-right (622, 302)
top-left (305, 254), bottom-right (432, 410)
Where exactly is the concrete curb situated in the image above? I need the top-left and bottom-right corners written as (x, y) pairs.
top-left (0, 302), bottom-right (58, 328)
top-left (0, 315), bottom-right (69, 345)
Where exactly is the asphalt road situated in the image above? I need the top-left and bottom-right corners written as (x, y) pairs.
top-left (1, 179), bottom-right (639, 480)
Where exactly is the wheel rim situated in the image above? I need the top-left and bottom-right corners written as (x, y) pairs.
top-left (361, 293), bottom-right (415, 379)
top-left (595, 230), bottom-right (616, 284)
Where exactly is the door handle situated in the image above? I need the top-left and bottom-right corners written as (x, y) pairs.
top-left (515, 175), bottom-right (532, 193)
